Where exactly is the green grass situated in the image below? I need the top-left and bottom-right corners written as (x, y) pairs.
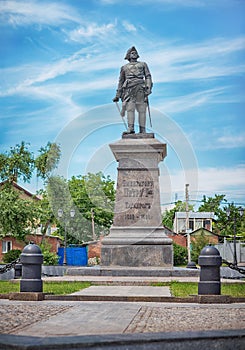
top-left (0, 281), bottom-right (91, 295)
top-left (170, 281), bottom-right (245, 297)
top-left (170, 281), bottom-right (198, 297)
top-left (0, 281), bottom-right (20, 294)
top-left (43, 281), bottom-right (91, 294)
top-left (221, 283), bottom-right (245, 297)
top-left (0, 280), bottom-right (244, 297)
top-left (151, 281), bottom-right (245, 298)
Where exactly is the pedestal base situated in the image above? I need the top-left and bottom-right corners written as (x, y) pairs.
top-left (101, 226), bottom-right (173, 267)
top-left (101, 244), bottom-right (173, 267)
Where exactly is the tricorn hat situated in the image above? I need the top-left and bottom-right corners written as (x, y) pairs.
top-left (124, 46), bottom-right (139, 60)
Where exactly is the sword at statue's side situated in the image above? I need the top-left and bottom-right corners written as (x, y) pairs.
top-left (114, 101), bottom-right (127, 130)
top-left (146, 97), bottom-right (152, 128)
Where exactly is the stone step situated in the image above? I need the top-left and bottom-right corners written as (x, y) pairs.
top-left (65, 266), bottom-right (200, 277)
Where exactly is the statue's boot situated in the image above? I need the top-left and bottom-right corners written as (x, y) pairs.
top-left (123, 124), bottom-right (135, 134)
top-left (123, 111), bottom-right (135, 134)
top-left (139, 111), bottom-right (146, 133)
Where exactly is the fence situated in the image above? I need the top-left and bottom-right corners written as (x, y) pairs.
top-left (215, 239), bottom-right (245, 263)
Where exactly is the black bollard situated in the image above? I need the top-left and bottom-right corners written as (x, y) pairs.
top-left (14, 263), bottom-right (22, 279)
top-left (20, 242), bottom-right (43, 292)
top-left (198, 245), bottom-right (222, 295)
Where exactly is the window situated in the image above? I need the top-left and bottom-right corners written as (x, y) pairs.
top-left (189, 219), bottom-right (194, 231)
top-left (196, 219), bottom-right (202, 229)
top-left (204, 219), bottom-right (211, 230)
top-left (2, 241), bottom-right (12, 253)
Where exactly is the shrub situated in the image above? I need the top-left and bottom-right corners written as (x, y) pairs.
top-left (173, 243), bottom-right (188, 266)
top-left (39, 241), bottom-right (59, 266)
top-left (191, 233), bottom-right (210, 263)
top-left (2, 249), bottom-right (21, 263)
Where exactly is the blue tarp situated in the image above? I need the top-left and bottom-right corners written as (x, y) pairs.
top-left (58, 246), bottom-right (87, 266)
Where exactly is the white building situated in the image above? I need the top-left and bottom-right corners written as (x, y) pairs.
top-left (173, 212), bottom-right (215, 234)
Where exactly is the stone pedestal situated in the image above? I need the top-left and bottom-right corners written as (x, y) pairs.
top-left (101, 133), bottom-right (173, 267)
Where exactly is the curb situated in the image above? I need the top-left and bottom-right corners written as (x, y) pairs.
top-left (2, 292), bottom-right (245, 303)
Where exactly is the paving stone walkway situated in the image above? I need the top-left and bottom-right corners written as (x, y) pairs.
top-left (0, 298), bottom-right (244, 337)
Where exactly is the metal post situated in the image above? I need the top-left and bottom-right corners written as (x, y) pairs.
top-left (187, 230), bottom-right (191, 263)
top-left (64, 223), bottom-right (67, 265)
top-left (58, 208), bottom-right (75, 266)
top-left (185, 184), bottom-right (191, 263)
top-left (91, 208), bottom-right (96, 240)
top-left (233, 216), bottom-right (237, 266)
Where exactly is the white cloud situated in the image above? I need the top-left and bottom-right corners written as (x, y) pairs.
top-left (148, 37), bottom-right (245, 83)
top-left (217, 134), bottom-right (245, 149)
top-left (99, 0), bottom-right (233, 8)
top-left (160, 165), bottom-right (245, 208)
top-left (122, 21), bottom-right (137, 32)
top-left (0, 0), bottom-right (81, 26)
top-left (188, 127), bottom-right (245, 151)
top-left (1, 35), bottom-right (244, 100)
top-left (156, 87), bottom-right (231, 114)
top-left (69, 23), bottom-right (116, 42)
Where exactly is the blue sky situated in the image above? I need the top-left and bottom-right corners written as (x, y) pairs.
top-left (0, 0), bottom-right (244, 210)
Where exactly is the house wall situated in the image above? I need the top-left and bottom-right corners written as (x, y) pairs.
top-left (170, 234), bottom-right (187, 247)
top-left (190, 233), bottom-right (219, 245)
top-left (88, 239), bottom-right (102, 259)
top-left (174, 217), bottom-right (213, 234)
top-left (0, 235), bottom-right (61, 262)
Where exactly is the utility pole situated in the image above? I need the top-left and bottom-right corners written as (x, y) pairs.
top-left (185, 184), bottom-right (191, 263)
top-left (91, 208), bottom-right (96, 241)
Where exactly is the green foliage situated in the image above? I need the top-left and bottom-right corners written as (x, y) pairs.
top-left (0, 142), bottom-right (61, 242)
top-left (191, 232), bottom-right (210, 263)
top-left (173, 243), bottom-right (188, 266)
top-left (65, 172), bottom-right (115, 243)
top-left (0, 142), bottom-right (34, 183)
top-left (34, 189), bottom-right (55, 236)
top-left (46, 172), bottom-right (115, 244)
top-left (198, 195), bottom-right (245, 239)
top-left (217, 203), bottom-right (245, 239)
top-left (35, 142), bottom-right (61, 181)
top-left (2, 249), bottom-right (21, 263)
top-left (39, 241), bottom-right (59, 266)
top-left (162, 200), bottom-right (194, 230)
top-left (198, 194), bottom-right (226, 214)
top-left (0, 187), bottom-right (38, 240)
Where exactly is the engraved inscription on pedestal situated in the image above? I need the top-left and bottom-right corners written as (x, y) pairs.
top-left (114, 170), bottom-right (156, 227)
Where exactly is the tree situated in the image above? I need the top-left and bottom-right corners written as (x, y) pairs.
top-left (162, 200), bottom-right (194, 230)
top-left (198, 195), bottom-right (244, 238)
top-left (68, 172), bottom-right (115, 242)
top-left (173, 243), bottom-right (188, 266)
top-left (198, 194), bottom-right (226, 215)
top-left (0, 142), bottom-right (61, 242)
top-left (35, 142), bottom-right (61, 181)
top-left (0, 185), bottom-right (38, 241)
top-left (191, 231), bottom-right (210, 263)
top-left (45, 173), bottom-right (115, 244)
top-left (216, 203), bottom-right (245, 238)
top-left (0, 141), bottom-right (34, 183)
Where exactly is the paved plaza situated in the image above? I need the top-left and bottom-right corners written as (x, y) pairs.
top-left (0, 282), bottom-right (245, 337)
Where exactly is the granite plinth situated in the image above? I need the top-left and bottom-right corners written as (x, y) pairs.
top-left (101, 134), bottom-right (173, 268)
top-left (101, 244), bottom-right (172, 267)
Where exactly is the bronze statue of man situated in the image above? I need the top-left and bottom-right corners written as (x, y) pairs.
top-left (113, 46), bottom-right (153, 134)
